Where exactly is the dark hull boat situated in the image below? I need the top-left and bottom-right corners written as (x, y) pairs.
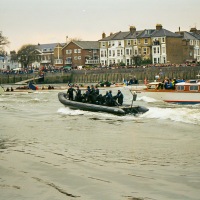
top-left (58, 92), bottom-right (149, 115)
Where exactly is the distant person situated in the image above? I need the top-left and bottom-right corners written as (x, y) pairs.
top-left (75, 86), bottom-right (82, 102)
top-left (67, 85), bottom-right (75, 100)
top-left (114, 90), bottom-right (124, 105)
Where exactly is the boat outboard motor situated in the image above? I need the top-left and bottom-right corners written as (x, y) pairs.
top-left (132, 91), bottom-right (137, 101)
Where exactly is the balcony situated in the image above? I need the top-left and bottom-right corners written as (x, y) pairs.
top-left (40, 59), bottom-right (51, 64)
top-left (85, 59), bottom-right (99, 65)
top-left (65, 60), bottom-right (72, 64)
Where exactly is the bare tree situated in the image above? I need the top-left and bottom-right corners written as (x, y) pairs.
top-left (17, 44), bottom-right (36, 68)
top-left (0, 31), bottom-right (10, 55)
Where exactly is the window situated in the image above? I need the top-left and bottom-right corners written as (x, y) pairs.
top-left (177, 85), bottom-right (184, 91)
top-left (74, 49), bottom-right (78, 53)
top-left (112, 50), bottom-right (115, 57)
top-left (143, 48), bottom-right (147, 55)
top-left (154, 47), bottom-right (156, 54)
top-left (162, 47), bottom-right (166, 54)
top-left (118, 41), bottom-right (121, 46)
top-left (126, 49), bottom-right (129, 55)
top-left (138, 39), bottom-right (140, 44)
top-left (157, 47), bottom-right (160, 54)
top-left (154, 58), bottom-right (157, 63)
top-left (190, 85), bottom-right (198, 91)
top-left (127, 40), bottom-right (131, 45)
top-left (126, 59), bottom-right (130, 65)
top-left (133, 39), bottom-right (137, 45)
top-left (162, 37), bottom-right (165, 43)
top-left (144, 39), bottom-right (148, 44)
top-left (117, 50), bottom-right (120, 56)
top-left (109, 50), bottom-right (111, 56)
top-left (66, 50), bottom-right (72, 54)
top-left (108, 42), bottom-right (111, 47)
top-left (101, 42), bottom-right (105, 47)
top-left (78, 56), bottom-right (81, 60)
top-left (101, 50), bottom-right (104, 57)
top-left (134, 50), bottom-right (138, 55)
top-left (74, 56), bottom-right (77, 60)
top-left (78, 49), bottom-right (81, 53)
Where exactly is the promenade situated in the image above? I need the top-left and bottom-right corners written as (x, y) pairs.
top-left (1, 65), bottom-right (200, 84)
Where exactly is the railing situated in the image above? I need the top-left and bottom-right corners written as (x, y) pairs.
top-left (85, 60), bottom-right (99, 65)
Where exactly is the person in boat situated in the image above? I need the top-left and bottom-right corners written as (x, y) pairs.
top-left (114, 90), bottom-right (124, 105)
top-left (106, 90), bottom-right (115, 106)
top-left (11, 87), bottom-right (14, 92)
top-left (82, 86), bottom-right (91, 102)
top-left (75, 86), bottom-right (82, 102)
top-left (67, 85), bottom-right (75, 100)
top-left (6, 87), bottom-right (10, 91)
top-left (88, 85), bottom-right (97, 103)
top-left (95, 85), bottom-right (99, 95)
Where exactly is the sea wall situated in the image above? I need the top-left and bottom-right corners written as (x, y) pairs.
top-left (1, 66), bottom-right (200, 84)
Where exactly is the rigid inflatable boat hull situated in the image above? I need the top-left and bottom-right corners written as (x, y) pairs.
top-left (58, 92), bottom-right (148, 115)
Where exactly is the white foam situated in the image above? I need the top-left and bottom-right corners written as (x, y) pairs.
top-left (141, 107), bottom-right (200, 125)
top-left (137, 96), bottom-right (161, 103)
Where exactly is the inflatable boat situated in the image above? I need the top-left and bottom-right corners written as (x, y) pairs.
top-left (58, 92), bottom-right (149, 115)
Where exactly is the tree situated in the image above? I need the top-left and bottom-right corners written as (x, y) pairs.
top-left (0, 31), bottom-right (10, 56)
top-left (17, 44), bottom-right (36, 68)
top-left (131, 55), bottom-right (142, 67)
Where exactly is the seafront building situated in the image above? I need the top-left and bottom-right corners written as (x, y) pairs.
top-left (99, 24), bottom-right (200, 66)
top-left (62, 41), bottom-right (100, 68)
top-left (1, 24), bottom-right (200, 72)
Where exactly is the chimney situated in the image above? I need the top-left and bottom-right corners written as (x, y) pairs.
top-left (156, 24), bottom-right (163, 30)
top-left (102, 32), bottom-right (106, 39)
top-left (190, 27), bottom-right (197, 33)
top-left (179, 27), bottom-right (180, 33)
top-left (130, 26), bottom-right (136, 34)
top-left (110, 32), bottom-right (113, 36)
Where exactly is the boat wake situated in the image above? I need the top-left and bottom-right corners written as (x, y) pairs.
top-left (142, 106), bottom-right (200, 125)
top-left (137, 95), bottom-right (161, 103)
top-left (57, 107), bottom-right (140, 121)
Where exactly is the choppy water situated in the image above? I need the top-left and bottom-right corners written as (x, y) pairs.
top-left (0, 86), bottom-right (200, 200)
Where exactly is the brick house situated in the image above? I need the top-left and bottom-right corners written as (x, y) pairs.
top-left (62, 41), bottom-right (100, 68)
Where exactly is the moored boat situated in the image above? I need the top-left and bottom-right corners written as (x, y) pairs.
top-left (58, 92), bottom-right (149, 115)
top-left (135, 79), bottom-right (200, 104)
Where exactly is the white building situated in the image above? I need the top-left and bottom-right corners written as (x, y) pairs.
top-left (0, 55), bottom-right (19, 71)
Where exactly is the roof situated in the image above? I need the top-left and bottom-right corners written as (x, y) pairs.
top-left (99, 30), bottom-right (145, 41)
top-left (152, 29), bottom-right (182, 38)
top-left (189, 32), bottom-right (200, 40)
top-left (181, 32), bottom-right (197, 40)
top-left (72, 41), bottom-right (99, 49)
top-left (137, 29), bottom-right (156, 38)
top-left (35, 43), bottom-right (65, 51)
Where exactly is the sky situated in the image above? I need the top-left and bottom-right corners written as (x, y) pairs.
top-left (1, 0), bottom-right (200, 52)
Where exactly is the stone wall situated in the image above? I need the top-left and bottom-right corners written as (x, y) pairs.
top-left (1, 66), bottom-right (200, 84)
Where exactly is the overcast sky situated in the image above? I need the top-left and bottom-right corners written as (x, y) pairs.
top-left (1, 0), bottom-right (200, 51)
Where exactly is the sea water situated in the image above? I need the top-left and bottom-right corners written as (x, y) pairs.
top-left (0, 86), bottom-right (200, 200)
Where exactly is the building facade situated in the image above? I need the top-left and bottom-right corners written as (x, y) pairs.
top-left (62, 41), bottom-right (100, 68)
top-left (99, 24), bottom-right (200, 65)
